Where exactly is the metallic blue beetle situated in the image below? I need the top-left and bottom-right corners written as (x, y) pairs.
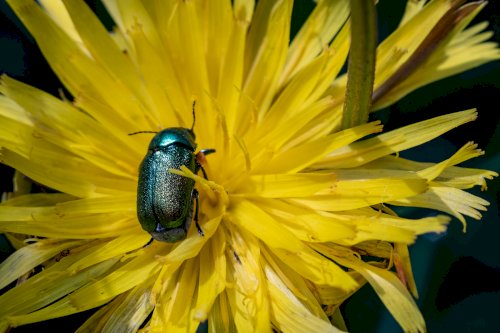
top-left (132, 121), bottom-right (214, 243)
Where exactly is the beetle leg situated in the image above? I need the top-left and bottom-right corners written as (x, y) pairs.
top-left (200, 165), bottom-right (209, 180)
top-left (199, 148), bottom-right (216, 156)
top-left (196, 148), bottom-right (216, 179)
top-left (194, 189), bottom-right (204, 236)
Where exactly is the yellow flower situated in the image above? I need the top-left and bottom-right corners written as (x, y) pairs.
top-left (0, 0), bottom-right (497, 332)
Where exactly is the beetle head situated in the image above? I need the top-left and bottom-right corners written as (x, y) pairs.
top-left (148, 128), bottom-right (197, 151)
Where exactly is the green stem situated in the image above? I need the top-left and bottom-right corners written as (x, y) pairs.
top-left (342, 0), bottom-right (377, 129)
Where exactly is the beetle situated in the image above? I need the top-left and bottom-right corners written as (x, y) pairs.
top-left (130, 105), bottom-right (215, 243)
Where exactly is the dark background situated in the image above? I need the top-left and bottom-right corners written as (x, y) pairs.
top-left (1, 0), bottom-right (499, 332)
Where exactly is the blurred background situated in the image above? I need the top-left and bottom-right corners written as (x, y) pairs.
top-left (1, 0), bottom-right (499, 332)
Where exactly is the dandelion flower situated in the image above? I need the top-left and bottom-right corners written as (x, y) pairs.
top-left (0, 0), bottom-right (498, 332)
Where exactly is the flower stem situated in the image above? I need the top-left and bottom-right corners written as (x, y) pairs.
top-left (342, 0), bottom-right (377, 129)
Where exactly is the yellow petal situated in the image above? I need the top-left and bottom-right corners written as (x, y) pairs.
top-left (312, 271), bottom-right (366, 306)
top-left (399, 0), bottom-right (426, 26)
top-left (148, 264), bottom-right (181, 332)
top-left (0, 204), bottom-right (138, 239)
top-left (243, 0), bottom-right (292, 121)
top-left (161, 259), bottom-right (200, 333)
top-left (359, 214), bottom-right (450, 243)
top-left (100, 0), bottom-right (127, 43)
top-left (173, 1), bottom-right (212, 98)
top-left (67, 234), bottom-right (151, 274)
top-left (8, 287), bottom-right (122, 328)
top-left (75, 294), bottom-right (126, 333)
top-left (1, 147), bottom-right (134, 198)
top-left (38, 0), bottom-right (82, 44)
top-left (373, 2), bottom-right (500, 109)
top-left (260, 25), bottom-right (350, 140)
top-left (126, 24), bottom-right (186, 128)
top-left (363, 155), bottom-right (498, 190)
top-left (193, 229), bottom-right (227, 322)
top-left (234, 0), bottom-right (255, 22)
top-left (281, 103), bottom-right (345, 149)
top-left (302, 22), bottom-right (350, 108)
top-left (229, 199), bottom-right (359, 289)
top-left (257, 198), bottom-right (356, 242)
top-left (288, 173), bottom-right (427, 211)
top-left (208, 293), bottom-right (238, 333)
top-left (62, 0), bottom-right (154, 122)
top-left (254, 96), bottom-right (336, 153)
top-left (438, 167), bottom-right (498, 190)
top-left (54, 194), bottom-right (135, 216)
top-left (0, 247), bottom-right (117, 319)
top-left (316, 109), bottom-right (477, 169)
top-left (329, 308), bottom-right (348, 331)
top-left (0, 239), bottom-right (86, 290)
top-left (394, 243), bottom-right (418, 298)
top-left (390, 184), bottom-right (490, 232)
top-left (417, 141), bottom-right (484, 181)
top-left (263, 247), bottom-right (331, 321)
top-left (229, 199), bottom-right (303, 251)
top-left (261, 50), bottom-right (340, 136)
top-left (114, 0), bottom-right (162, 50)
top-left (335, 256), bottom-right (425, 333)
top-left (0, 319), bottom-right (8, 332)
top-left (4, 234), bottom-right (29, 252)
top-left (96, 280), bottom-right (154, 332)
top-left (7, 0), bottom-right (151, 133)
top-left (264, 263), bottom-right (344, 333)
top-left (69, 244), bottom-right (163, 310)
top-left (318, 212), bottom-right (449, 246)
top-left (0, 117), bottom-right (35, 160)
top-left (272, 245), bottom-right (357, 290)
top-left (1, 193), bottom-right (73, 207)
top-left (252, 121), bottom-right (382, 174)
top-left (349, 222), bottom-right (416, 245)
top-left (202, 0), bottom-right (234, 93)
top-left (281, 0), bottom-right (349, 82)
top-left (225, 227), bottom-right (271, 333)
top-left (326, 0), bottom-right (455, 105)
top-left (0, 93), bottom-right (31, 126)
top-left (241, 173), bottom-right (335, 198)
top-left (217, 19), bottom-right (248, 137)
top-left (1, 75), bottom-right (145, 164)
top-left (156, 215), bottom-right (222, 264)
top-left (375, 0), bottom-right (456, 86)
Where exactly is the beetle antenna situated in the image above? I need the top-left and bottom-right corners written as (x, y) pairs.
top-left (191, 100), bottom-right (196, 131)
top-left (128, 131), bottom-right (158, 136)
